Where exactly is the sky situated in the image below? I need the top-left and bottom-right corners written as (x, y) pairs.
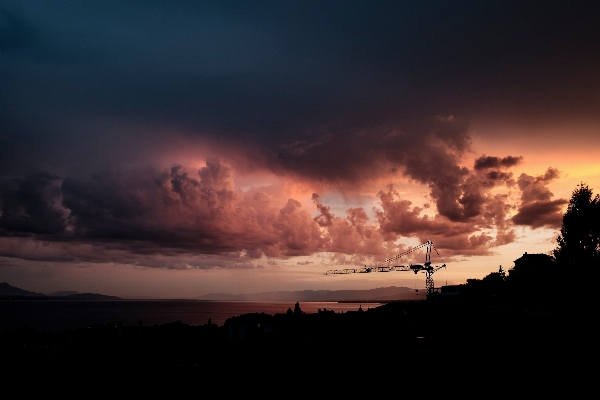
top-left (1, 1), bottom-right (599, 298)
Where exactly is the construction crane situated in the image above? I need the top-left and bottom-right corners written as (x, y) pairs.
top-left (325, 240), bottom-right (446, 295)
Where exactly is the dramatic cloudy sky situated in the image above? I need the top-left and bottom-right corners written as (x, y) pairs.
top-left (1, 1), bottom-right (599, 297)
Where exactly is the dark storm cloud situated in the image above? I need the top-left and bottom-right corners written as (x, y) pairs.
top-left (0, 157), bottom-right (558, 263)
top-left (374, 183), bottom-right (517, 257)
top-left (0, 172), bottom-right (65, 236)
top-left (0, 160), bottom-right (330, 261)
top-left (0, 159), bottom-right (444, 263)
top-left (512, 168), bottom-right (567, 229)
top-left (58, 160), bottom-right (317, 255)
top-left (311, 194), bottom-right (334, 227)
top-left (486, 171), bottom-right (513, 182)
top-left (474, 156), bottom-right (523, 170)
top-left (517, 168), bottom-right (560, 203)
top-left (0, 159), bottom-right (404, 264)
top-left (372, 145), bottom-right (524, 255)
top-left (512, 199), bottom-right (567, 229)
top-left (270, 116), bottom-right (476, 223)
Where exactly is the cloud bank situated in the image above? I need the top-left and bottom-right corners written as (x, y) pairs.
top-left (0, 131), bottom-right (567, 268)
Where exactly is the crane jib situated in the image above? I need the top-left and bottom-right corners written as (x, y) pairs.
top-left (324, 240), bottom-right (447, 296)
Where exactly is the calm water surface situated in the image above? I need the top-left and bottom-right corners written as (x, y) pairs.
top-left (0, 300), bottom-right (381, 332)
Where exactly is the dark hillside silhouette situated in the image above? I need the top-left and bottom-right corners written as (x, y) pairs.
top-left (48, 291), bottom-right (79, 296)
top-left (0, 282), bottom-right (44, 297)
top-left (61, 293), bottom-right (121, 300)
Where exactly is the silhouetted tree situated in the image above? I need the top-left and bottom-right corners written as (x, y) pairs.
top-left (553, 183), bottom-right (600, 267)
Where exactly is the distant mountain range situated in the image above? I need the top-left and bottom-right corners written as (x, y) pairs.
top-left (59, 293), bottom-right (122, 300)
top-left (198, 286), bottom-right (419, 302)
top-left (0, 282), bottom-right (121, 300)
top-left (48, 291), bottom-right (80, 296)
top-left (1, 282), bottom-right (419, 302)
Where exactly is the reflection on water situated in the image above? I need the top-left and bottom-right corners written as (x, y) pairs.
top-left (0, 300), bottom-right (382, 332)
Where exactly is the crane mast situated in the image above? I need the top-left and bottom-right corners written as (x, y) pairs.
top-left (325, 240), bottom-right (446, 295)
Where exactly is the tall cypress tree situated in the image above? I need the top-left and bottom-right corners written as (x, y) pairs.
top-left (553, 183), bottom-right (600, 267)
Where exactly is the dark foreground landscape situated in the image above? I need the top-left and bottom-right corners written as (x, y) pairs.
top-left (0, 253), bottom-right (592, 385)
top-left (0, 295), bottom-right (583, 385)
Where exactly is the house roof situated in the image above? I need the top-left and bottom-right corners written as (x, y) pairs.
top-left (513, 252), bottom-right (554, 266)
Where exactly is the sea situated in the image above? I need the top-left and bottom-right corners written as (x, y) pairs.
top-left (0, 300), bottom-right (382, 332)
